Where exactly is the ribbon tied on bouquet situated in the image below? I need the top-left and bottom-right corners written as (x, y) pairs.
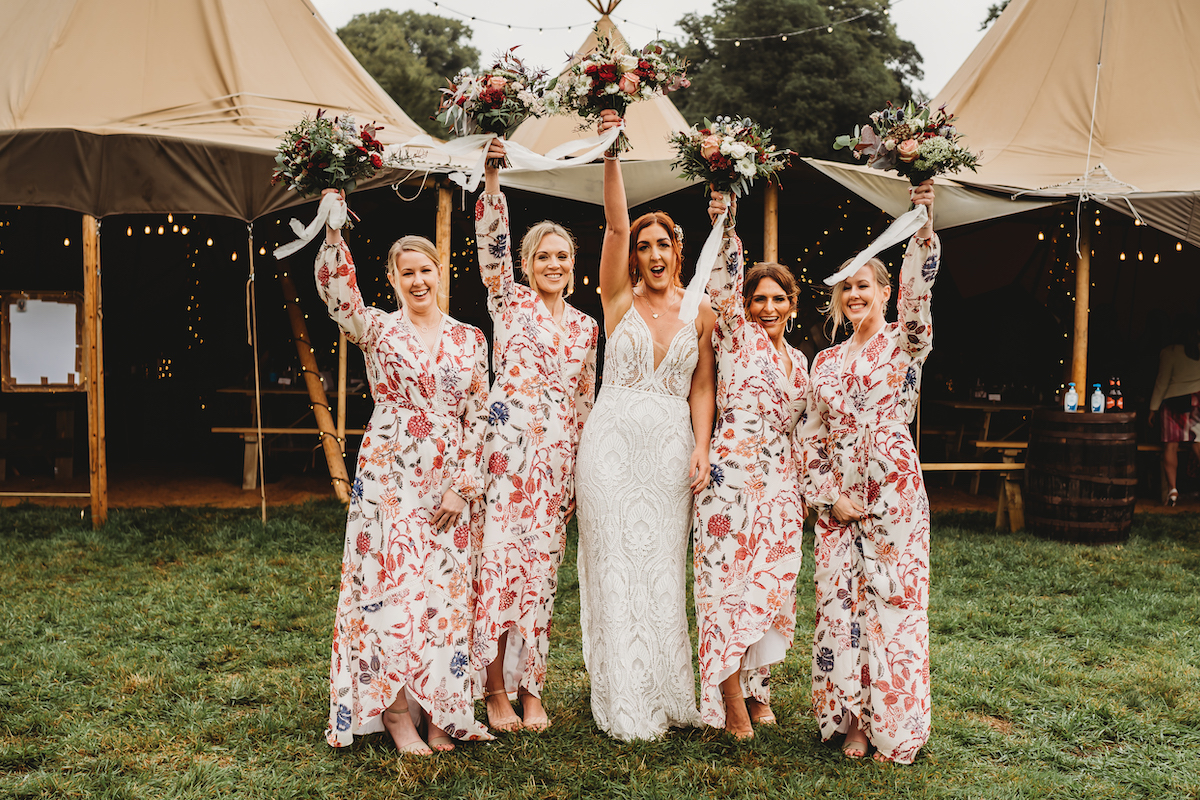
top-left (273, 191), bottom-right (349, 260)
top-left (678, 190), bottom-right (730, 323)
top-left (400, 123), bottom-right (627, 193)
top-left (823, 203), bottom-right (928, 286)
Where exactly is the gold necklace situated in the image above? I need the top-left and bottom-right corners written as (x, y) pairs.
top-left (638, 289), bottom-right (674, 319)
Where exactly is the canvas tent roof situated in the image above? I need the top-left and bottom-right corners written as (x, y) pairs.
top-left (0, 0), bottom-right (427, 220)
top-left (808, 0), bottom-right (1200, 247)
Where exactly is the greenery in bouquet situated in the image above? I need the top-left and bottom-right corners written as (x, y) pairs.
top-left (669, 116), bottom-right (792, 198)
top-left (550, 31), bottom-right (689, 154)
top-left (271, 109), bottom-right (400, 198)
top-left (436, 48), bottom-right (550, 168)
top-left (833, 100), bottom-right (980, 185)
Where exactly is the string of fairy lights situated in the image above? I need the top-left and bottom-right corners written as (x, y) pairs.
top-left (422, 0), bottom-right (891, 43)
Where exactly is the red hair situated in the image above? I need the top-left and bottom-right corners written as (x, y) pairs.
top-left (628, 212), bottom-right (684, 287)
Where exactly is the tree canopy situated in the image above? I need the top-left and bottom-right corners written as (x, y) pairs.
top-left (337, 10), bottom-right (479, 137)
top-left (671, 0), bottom-right (923, 158)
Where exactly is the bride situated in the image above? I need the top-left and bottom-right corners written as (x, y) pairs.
top-left (574, 109), bottom-right (716, 740)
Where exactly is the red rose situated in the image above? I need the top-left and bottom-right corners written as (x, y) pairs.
top-left (488, 452), bottom-right (509, 475)
top-left (407, 414), bottom-right (432, 439)
top-left (370, 153), bottom-right (383, 168)
top-left (707, 514), bottom-right (732, 537)
top-left (584, 64), bottom-right (599, 76)
top-left (597, 64), bottom-right (619, 83)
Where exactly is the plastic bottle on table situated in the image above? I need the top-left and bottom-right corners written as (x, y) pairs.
top-left (1090, 383), bottom-right (1105, 413)
top-left (1064, 382), bottom-right (1078, 412)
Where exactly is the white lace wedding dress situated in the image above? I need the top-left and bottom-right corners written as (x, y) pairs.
top-left (575, 306), bottom-right (702, 740)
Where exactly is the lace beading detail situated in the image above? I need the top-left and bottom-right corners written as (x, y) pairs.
top-left (601, 309), bottom-right (698, 397)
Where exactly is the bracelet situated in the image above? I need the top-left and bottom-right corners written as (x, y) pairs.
top-left (603, 154), bottom-right (619, 161)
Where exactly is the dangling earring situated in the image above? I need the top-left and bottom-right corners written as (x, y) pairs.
top-left (785, 314), bottom-right (794, 334)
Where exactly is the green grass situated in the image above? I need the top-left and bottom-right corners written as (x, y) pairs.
top-left (1, 504), bottom-right (1198, 799)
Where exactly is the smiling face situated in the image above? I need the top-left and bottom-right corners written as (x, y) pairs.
top-left (634, 222), bottom-right (679, 292)
top-left (526, 232), bottom-right (574, 298)
top-left (839, 263), bottom-right (891, 330)
top-left (747, 276), bottom-right (794, 342)
top-left (389, 250), bottom-right (440, 314)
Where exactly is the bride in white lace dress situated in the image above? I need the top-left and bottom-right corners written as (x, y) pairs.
top-left (575, 110), bottom-right (716, 740)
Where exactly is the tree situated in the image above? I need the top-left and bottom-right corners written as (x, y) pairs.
top-left (338, 10), bottom-right (479, 136)
top-left (672, 0), bottom-right (923, 157)
top-left (980, 2), bottom-right (1011, 30)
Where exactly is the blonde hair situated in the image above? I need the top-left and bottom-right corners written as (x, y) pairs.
top-left (519, 221), bottom-right (576, 297)
top-left (823, 256), bottom-right (890, 334)
top-left (387, 236), bottom-right (442, 306)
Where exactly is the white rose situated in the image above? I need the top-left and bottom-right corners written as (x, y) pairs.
top-left (619, 54), bottom-right (639, 71)
top-left (736, 159), bottom-right (757, 178)
top-left (605, 84), bottom-right (620, 94)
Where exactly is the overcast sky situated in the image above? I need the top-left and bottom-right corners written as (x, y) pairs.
top-left (310, 0), bottom-right (999, 97)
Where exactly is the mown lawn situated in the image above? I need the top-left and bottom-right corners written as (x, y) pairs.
top-left (1, 503), bottom-right (1198, 799)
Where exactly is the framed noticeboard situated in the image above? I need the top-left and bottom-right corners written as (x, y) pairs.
top-left (1, 291), bottom-right (85, 392)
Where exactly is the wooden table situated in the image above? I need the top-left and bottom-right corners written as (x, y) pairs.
top-left (970, 440), bottom-right (1027, 532)
top-left (927, 400), bottom-right (1034, 493)
top-left (212, 387), bottom-right (366, 489)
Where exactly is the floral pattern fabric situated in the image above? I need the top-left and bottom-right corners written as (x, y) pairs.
top-left (318, 239), bottom-right (492, 746)
top-left (799, 234), bottom-right (941, 764)
top-left (693, 228), bottom-right (810, 727)
top-left (471, 193), bottom-right (599, 697)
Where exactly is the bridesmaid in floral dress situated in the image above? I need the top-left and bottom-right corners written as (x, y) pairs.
top-left (693, 192), bottom-right (809, 739)
top-left (319, 192), bottom-right (492, 755)
top-left (799, 181), bottom-right (938, 763)
top-left (472, 139), bottom-right (599, 732)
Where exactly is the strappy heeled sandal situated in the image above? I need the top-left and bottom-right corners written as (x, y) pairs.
top-left (842, 730), bottom-right (869, 759)
top-left (1168, 488), bottom-right (1179, 507)
top-left (721, 689), bottom-right (754, 740)
top-left (517, 687), bottom-right (551, 731)
top-left (484, 689), bottom-right (522, 732)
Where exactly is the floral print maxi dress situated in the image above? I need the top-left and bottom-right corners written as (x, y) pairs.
top-left (319, 239), bottom-right (493, 746)
top-left (472, 193), bottom-right (599, 696)
top-left (799, 233), bottom-right (941, 764)
top-left (693, 227), bottom-right (810, 727)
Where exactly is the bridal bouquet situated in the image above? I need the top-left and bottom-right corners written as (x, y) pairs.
top-left (669, 116), bottom-right (792, 198)
top-left (436, 49), bottom-right (551, 168)
top-left (550, 31), bottom-right (689, 154)
top-left (272, 109), bottom-right (401, 197)
top-left (833, 100), bottom-right (979, 184)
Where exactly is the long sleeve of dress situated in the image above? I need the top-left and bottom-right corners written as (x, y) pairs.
top-left (451, 330), bottom-right (491, 503)
top-left (315, 240), bottom-right (385, 350)
top-left (707, 226), bottom-right (746, 342)
top-left (475, 193), bottom-right (516, 320)
top-left (895, 233), bottom-right (941, 360)
top-left (798, 381), bottom-right (840, 510)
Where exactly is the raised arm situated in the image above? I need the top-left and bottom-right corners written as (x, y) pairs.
top-left (896, 181), bottom-right (940, 360)
top-left (315, 191), bottom-right (382, 348)
top-left (476, 140), bottom-right (517, 316)
top-left (705, 191), bottom-right (746, 339)
top-left (598, 110), bottom-right (633, 334)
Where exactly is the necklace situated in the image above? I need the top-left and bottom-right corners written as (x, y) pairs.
top-left (637, 289), bottom-right (674, 319)
top-left (409, 314), bottom-right (441, 333)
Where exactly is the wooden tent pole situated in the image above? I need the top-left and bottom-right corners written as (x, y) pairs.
top-left (763, 182), bottom-right (779, 263)
top-left (246, 226), bottom-right (268, 524)
top-left (1070, 212), bottom-right (1092, 403)
top-left (436, 181), bottom-right (453, 313)
top-left (279, 272), bottom-right (351, 503)
top-left (337, 331), bottom-right (347, 455)
top-left (82, 214), bottom-right (108, 528)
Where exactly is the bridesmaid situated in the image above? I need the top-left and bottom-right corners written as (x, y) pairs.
top-left (319, 192), bottom-right (492, 754)
top-left (693, 192), bottom-right (809, 739)
top-left (799, 181), bottom-right (938, 763)
top-left (472, 139), bottom-right (600, 732)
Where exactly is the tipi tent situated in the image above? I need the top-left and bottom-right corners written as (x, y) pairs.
top-left (0, 0), bottom-right (426, 221)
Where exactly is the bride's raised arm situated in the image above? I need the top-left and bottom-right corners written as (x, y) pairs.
top-left (598, 110), bottom-right (632, 334)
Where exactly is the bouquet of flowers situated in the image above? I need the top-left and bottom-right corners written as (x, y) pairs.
top-left (271, 109), bottom-right (400, 197)
top-left (436, 48), bottom-right (551, 168)
top-left (669, 116), bottom-right (792, 198)
top-left (550, 31), bottom-right (689, 154)
top-left (833, 100), bottom-right (979, 184)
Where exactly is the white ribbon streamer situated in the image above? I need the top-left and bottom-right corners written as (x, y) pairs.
top-left (679, 192), bottom-right (728, 323)
top-left (399, 124), bottom-right (626, 192)
top-left (822, 204), bottom-right (928, 286)
top-left (272, 191), bottom-right (349, 260)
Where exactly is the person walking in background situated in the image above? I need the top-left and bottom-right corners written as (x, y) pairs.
top-left (1148, 316), bottom-right (1200, 505)
top-left (472, 139), bottom-right (599, 733)
top-left (319, 191), bottom-right (492, 754)
top-left (800, 181), bottom-right (939, 763)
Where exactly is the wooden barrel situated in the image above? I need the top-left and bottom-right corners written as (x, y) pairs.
top-left (1025, 409), bottom-right (1137, 543)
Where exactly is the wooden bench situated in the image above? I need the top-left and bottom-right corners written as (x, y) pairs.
top-left (211, 427), bottom-right (365, 490)
top-left (968, 441), bottom-right (1027, 532)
